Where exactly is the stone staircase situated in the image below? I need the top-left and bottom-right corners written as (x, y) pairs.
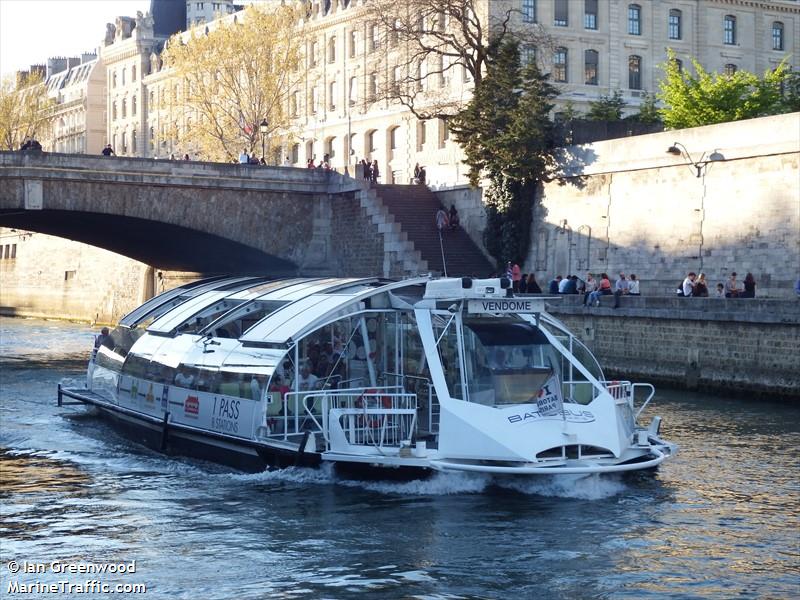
top-left (364, 183), bottom-right (493, 277)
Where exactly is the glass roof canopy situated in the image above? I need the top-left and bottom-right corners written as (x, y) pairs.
top-left (139, 277), bottom-right (416, 345)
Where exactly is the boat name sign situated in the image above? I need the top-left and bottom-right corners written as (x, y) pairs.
top-left (467, 299), bottom-right (544, 314)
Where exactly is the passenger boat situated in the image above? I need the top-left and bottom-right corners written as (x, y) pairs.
top-left (59, 276), bottom-right (677, 476)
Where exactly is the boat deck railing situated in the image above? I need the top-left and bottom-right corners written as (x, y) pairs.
top-left (562, 379), bottom-right (655, 420)
top-left (261, 386), bottom-right (418, 450)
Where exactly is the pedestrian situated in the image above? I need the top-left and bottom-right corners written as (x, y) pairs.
top-left (101, 144), bottom-right (115, 156)
top-left (259, 156), bottom-right (266, 165)
top-left (628, 274), bottom-right (640, 296)
top-left (182, 153), bottom-right (190, 161)
top-left (360, 159), bottom-right (369, 180)
top-left (283, 155), bottom-right (291, 166)
top-left (307, 158), bottom-right (315, 169)
top-left (414, 163), bottom-right (421, 183)
top-left (448, 205), bottom-right (460, 229)
top-left (519, 274), bottom-right (528, 294)
top-left (511, 262), bottom-right (521, 292)
top-left (435, 208), bottom-right (449, 232)
top-left (238, 148), bottom-right (249, 164)
top-left (370, 160), bottom-right (380, 183)
top-left (742, 273), bottom-right (756, 298)
top-left (613, 272), bottom-right (629, 308)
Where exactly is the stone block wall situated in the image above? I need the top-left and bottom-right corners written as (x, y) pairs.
top-left (547, 296), bottom-right (800, 399)
top-left (436, 113), bottom-right (800, 298)
top-left (0, 228), bottom-right (151, 324)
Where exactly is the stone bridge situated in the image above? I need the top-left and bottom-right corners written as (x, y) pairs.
top-left (0, 152), bottom-right (408, 275)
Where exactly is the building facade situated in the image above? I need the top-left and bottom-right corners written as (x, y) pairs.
top-left (37, 0), bottom-right (798, 185)
top-left (42, 54), bottom-right (106, 154)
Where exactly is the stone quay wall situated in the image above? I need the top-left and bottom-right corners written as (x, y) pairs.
top-left (546, 295), bottom-right (800, 400)
top-left (435, 113), bottom-right (800, 297)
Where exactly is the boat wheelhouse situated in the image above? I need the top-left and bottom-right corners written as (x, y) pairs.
top-left (60, 276), bottom-right (677, 475)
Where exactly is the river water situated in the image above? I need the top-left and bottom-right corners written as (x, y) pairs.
top-left (1, 316), bottom-right (798, 599)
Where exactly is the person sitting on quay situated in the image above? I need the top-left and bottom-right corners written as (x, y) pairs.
top-left (548, 275), bottom-right (562, 294)
top-left (693, 273), bottom-right (709, 297)
top-left (628, 274), bottom-right (640, 296)
top-left (741, 273), bottom-right (757, 298)
top-left (724, 272), bottom-right (742, 298)
top-left (715, 283), bottom-right (725, 298)
top-left (612, 272), bottom-right (629, 308)
top-left (558, 274), bottom-right (571, 294)
top-left (583, 273), bottom-right (597, 305)
top-left (586, 273), bottom-right (612, 306)
top-left (562, 275), bottom-right (579, 295)
top-left (526, 274), bottom-right (542, 294)
top-left (679, 272), bottom-right (696, 297)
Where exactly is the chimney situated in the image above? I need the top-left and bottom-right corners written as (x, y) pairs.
top-left (46, 57), bottom-right (69, 78)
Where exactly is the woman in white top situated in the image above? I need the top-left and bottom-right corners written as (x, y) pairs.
top-left (628, 274), bottom-right (640, 296)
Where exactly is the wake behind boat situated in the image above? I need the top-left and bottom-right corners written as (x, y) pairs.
top-left (59, 276), bottom-right (677, 476)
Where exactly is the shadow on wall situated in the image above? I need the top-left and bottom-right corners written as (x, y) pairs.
top-left (550, 145), bottom-right (597, 190)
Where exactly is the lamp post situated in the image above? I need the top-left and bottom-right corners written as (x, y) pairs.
top-left (666, 142), bottom-right (725, 178)
top-left (259, 118), bottom-right (269, 163)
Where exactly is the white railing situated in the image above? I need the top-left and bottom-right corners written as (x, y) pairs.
top-left (327, 389), bottom-right (418, 449)
top-left (263, 386), bottom-right (417, 450)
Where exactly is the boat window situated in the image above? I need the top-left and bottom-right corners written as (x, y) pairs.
top-left (203, 300), bottom-right (289, 339)
top-left (539, 319), bottom-right (605, 404)
top-left (432, 313), bottom-right (464, 399)
top-left (460, 320), bottom-right (561, 407)
top-left (175, 298), bottom-right (245, 336)
top-left (95, 343), bottom-right (125, 373)
top-left (122, 352), bottom-right (175, 384)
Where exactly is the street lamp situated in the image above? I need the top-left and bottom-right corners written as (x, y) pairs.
top-left (260, 118), bottom-right (269, 163)
top-left (666, 142), bottom-right (725, 178)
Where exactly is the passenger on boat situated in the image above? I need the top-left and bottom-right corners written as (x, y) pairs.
top-left (174, 366), bottom-right (195, 388)
top-left (94, 327), bottom-right (113, 350)
top-left (295, 361), bottom-right (320, 391)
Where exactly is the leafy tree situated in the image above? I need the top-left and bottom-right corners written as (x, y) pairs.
top-left (633, 92), bottom-right (661, 124)
top-left (162, 4), bottom-right (302, 161)
top-left (557, 100), bottom-right (580, 122)
top-left (586, 90), bottom-right (625, 121)
top-left (450, 40), bottom-right (557, 265)
top-left (0, 71), bottom-right (51, 151)
top-left (658, 50), bottom-right (794, 129)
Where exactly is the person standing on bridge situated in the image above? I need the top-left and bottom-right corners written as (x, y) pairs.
top-left (101, 144), bottom-right (115, 156)
top-left (370, 160), bottom-right (380, 183)
top-left (238, 148), bottom-right (249, 164)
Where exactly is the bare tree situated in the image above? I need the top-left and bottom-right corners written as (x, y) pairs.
top-left (0, 72), bottom-right (52, 151)
top-left (363, 0), bottom-right (551, 120)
